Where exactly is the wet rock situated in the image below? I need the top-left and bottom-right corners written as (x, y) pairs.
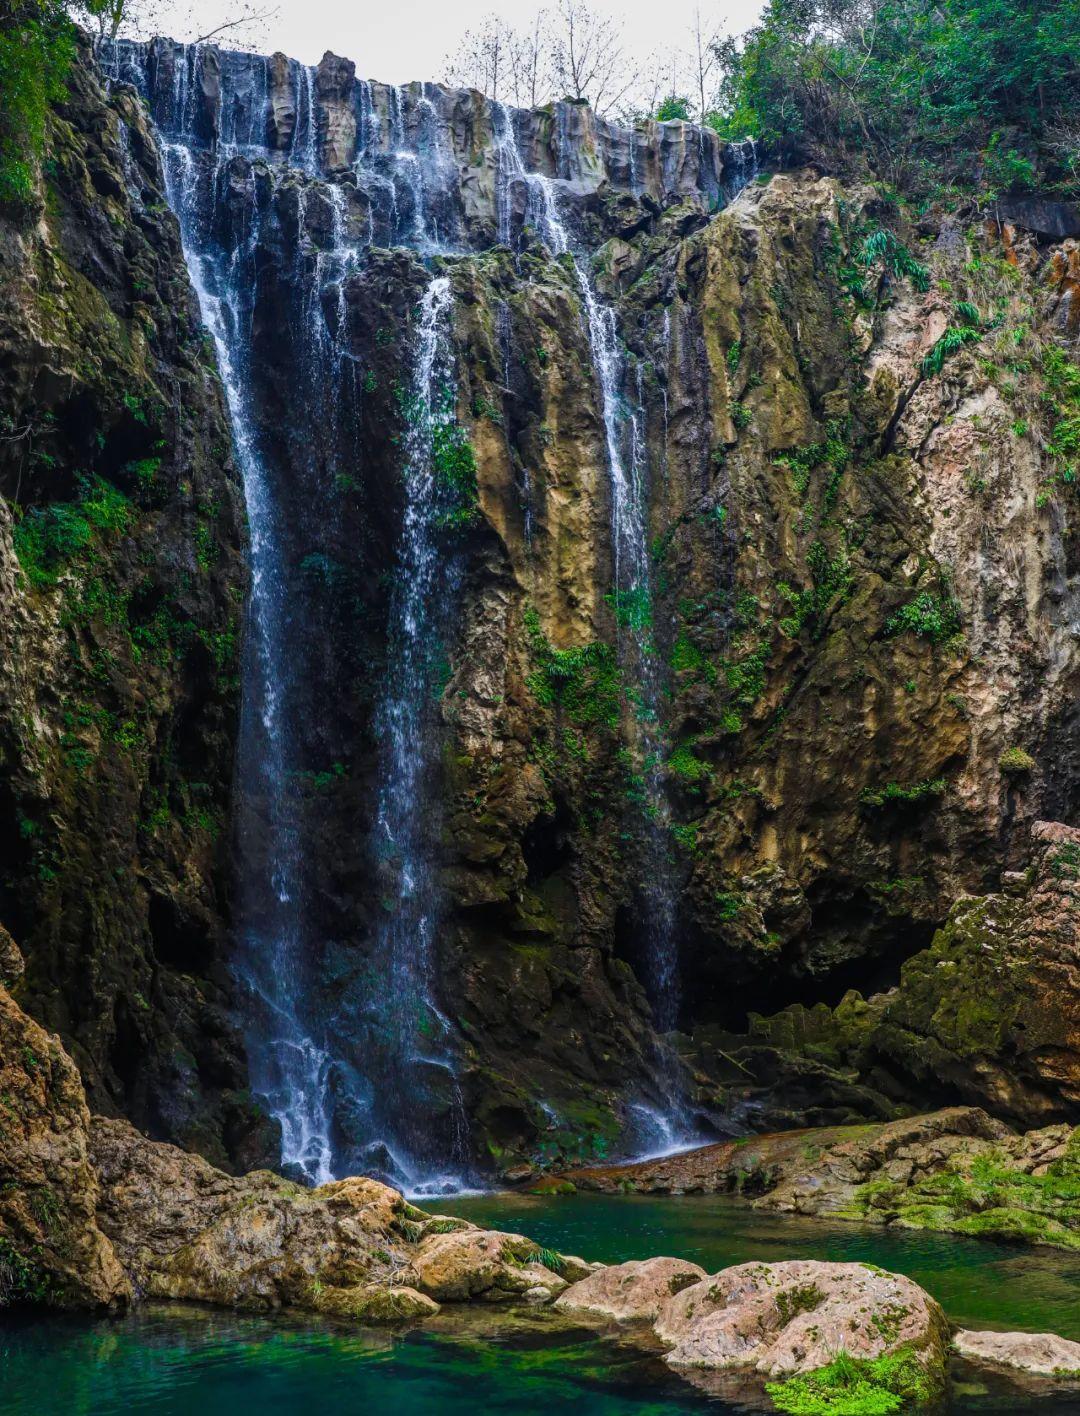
top-left (554, 1257), bottom-right (707, 1322)
top-left (654, 1260), bottom-right (948, 1380)
top-left (954, 1329), bottom-right (1080, 1376)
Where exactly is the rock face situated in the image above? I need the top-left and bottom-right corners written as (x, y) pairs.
top-left (0, 35), bottom-right (266, 1171)
top-left (0, 943), bottom-right (129, 1309)
top-left (954, 1328), bottom-right (1080, 1376)
top-left (689, 819), bottom-right (1080, 1135)
top-left (7, 33), bottom-right (1080, 1180)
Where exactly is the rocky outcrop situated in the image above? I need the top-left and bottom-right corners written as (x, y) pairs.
top-left (556, 1257), bottom-right (948, 1393)
top-left (0, 36), bottom-right (266, 1171)
top-left (553, 1256), bottom-right (706, 1321)
top-left (0, 942), bottom-right (128, 1309)
top-left (686, 818), bottom-right (1080, 1135)
top-left (954, 1329), bottom-right (1080, 1377)
top-left (565, 1104), bottom-right (1080, 1251)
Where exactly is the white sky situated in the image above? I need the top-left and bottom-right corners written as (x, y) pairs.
top-left (135, 0), bottom-right (765, 88)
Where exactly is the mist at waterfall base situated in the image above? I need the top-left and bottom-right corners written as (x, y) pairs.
top-left (103, 38), bottom-right (756, 1192)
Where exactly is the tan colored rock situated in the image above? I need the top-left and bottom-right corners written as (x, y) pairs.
top-left (954, 1329), bottom-right (1080, 1376)
top-left (0, 978), bottom-right (128, 1310)
top-left (408, 1228), bottom-right (564, 1302)
top-left (309, 1284), bottom-right (440, 1322)
top-left (654, 1260), bottom-right (948, 1378)
top-left (0, 926), bottom-right (23, 987)
top-left (554, 1256), bottom-right (708, 1322)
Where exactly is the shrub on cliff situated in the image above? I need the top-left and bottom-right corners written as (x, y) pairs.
top-left (0, 0), bottom-right (73, 212)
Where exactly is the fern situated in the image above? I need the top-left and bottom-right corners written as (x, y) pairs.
top-left (856, 228), bottom-right (930, 293)
top-left (921, 324), bottom-right (982, 377)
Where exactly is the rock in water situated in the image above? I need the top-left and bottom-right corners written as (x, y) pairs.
top-left (653, 1260), bottom-right (948, 1380)
top-left (954, 1329), bottom-right (1080, 1377)
top-left (553, 1257), bottom-right (708, 1321)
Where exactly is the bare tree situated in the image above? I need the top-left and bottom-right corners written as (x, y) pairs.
top-left (548, 0), bottom-right (633, 117)
top-left (444, 12), bottom-right (516, 102)
top-left (508, 8), bottom-right (550, 109)
top-left (688, 6), bottom-right (725, 120)
top-left (75, 0), bottom-right (277, 46)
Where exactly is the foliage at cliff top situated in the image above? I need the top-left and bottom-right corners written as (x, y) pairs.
top-left (0, 0), bottom-right (73, 211)
top-left (707, 0), bottom-right (1080, 199)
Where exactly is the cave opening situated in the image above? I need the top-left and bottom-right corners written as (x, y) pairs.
top-left (675, 891), bottom-right (940, 1037)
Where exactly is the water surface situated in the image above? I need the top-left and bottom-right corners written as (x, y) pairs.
top-left (5, 1193), bottom-right (1080, 1414)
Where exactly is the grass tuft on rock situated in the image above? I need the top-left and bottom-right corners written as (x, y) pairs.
top-left (767, 1346), bottom-right (934, 1415)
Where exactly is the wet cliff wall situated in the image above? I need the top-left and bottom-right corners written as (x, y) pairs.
top-left (4, 35), bottom-right (1080, 1184)
top-left (0, 38), bottom-right (269, 1171)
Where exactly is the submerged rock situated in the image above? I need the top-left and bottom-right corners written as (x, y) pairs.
top-left (953, 1329), bottom-right (1080, 1377)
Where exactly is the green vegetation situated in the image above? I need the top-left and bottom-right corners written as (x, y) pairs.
top-left (524, 607), bottom-right (621, 730)
top-left (860, 778), bottom-right (946, 808)
top-left (920, 323), bottom-right (983, 378)
top-left (12, 476), bottom-right (132, 589)
top-left (431, 392), bottom-right (479, 529)
top-left (656, 94), bottom-right (691, 121)
top-left (999, 746), bottom-right (1035, 774)
top-left (0, 1), bottom-right (73, 211)
top-left (884, 590), bottom-right (962, 643)
top-left (845, 1131), bottom-right (1080, 1251)
top-left (706, 0), bottom-right (1080, 199)
top-left (767, 1347), bottom-right (935, 1416)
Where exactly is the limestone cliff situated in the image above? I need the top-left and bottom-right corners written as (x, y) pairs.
top-left (3, 36), bottom-right (1080, 1182)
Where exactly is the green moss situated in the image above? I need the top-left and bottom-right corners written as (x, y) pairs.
top-left (767, 1347), bottom-right (935, 1415)
top-left (667, 744), bottom-right (711, 784)
top-left (845, 1132), bottom-right (1080, 1250)
top-left (12, 476), bottom-right (132, 590)
top-left (859, 778), bottom-right (946, 809)
top-left (999, 746), bottom-right (1035, 774)
top-left (524, 606), bottom-right (622, 730)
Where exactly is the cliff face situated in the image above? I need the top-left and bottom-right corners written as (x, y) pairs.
top-left (3, 38), bottom-right (1080, 1184)
top-left (0, 39), bottom-right (269, 1171)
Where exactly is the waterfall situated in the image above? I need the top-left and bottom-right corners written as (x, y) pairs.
top-left (100, 37), bottom-right (738, 1183)
top-left (360, 274), bottom-right (471, 1192)
top-left (495, 103), bottom-right (686, 1077)
top-left (153, 134), bottom-right (336, 1185)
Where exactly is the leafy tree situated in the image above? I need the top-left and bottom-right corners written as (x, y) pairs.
top-left (706, 0), bottom-right (1080, 196)
top-left (656, 95), bottom-right (692, 121)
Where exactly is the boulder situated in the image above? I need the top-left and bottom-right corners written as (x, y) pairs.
top-left (0, 927), bottom-right (23, 987)
top-left (408, 1228), bottom-right (566, 1302)
top-left (654, 1260), bottom-right (948, 1380)
top-left (554, 1256), bottom-right (708, 1322)
top-left (954, 1329), bottom-right (1080, 1376)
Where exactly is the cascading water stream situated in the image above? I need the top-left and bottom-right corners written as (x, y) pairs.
top-left (495, 103), bottom-right (689, 1118)
top-left (151, 115), bottom-right (336, 1184)
top-left (361, 274), bottom-right (472, 1192)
